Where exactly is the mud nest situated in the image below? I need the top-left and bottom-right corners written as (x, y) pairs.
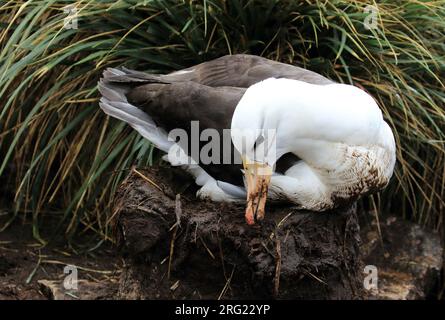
top-left (112, 165), bottom-right (363, 299)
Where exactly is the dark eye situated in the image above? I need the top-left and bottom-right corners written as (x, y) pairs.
top-left (253, 134), bottom-right (265, 150)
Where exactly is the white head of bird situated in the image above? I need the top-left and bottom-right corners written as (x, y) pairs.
top-left (230, 77), bottom-right (396, 225)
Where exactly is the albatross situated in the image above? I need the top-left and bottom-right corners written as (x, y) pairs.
top-left (98, 54), bottom-right (396, 225)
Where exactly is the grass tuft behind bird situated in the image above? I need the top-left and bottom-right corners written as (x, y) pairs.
top-left (0, 0), bottom-right (444, 243)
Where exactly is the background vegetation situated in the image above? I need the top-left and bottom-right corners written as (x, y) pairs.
top-left (0, 0), bottom-right (444, 244)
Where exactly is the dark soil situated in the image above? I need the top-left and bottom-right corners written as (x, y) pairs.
top-left (0, 214), bottom-right (121, 300)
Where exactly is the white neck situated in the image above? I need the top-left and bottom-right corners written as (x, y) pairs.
top-left (231, 77), bottom-right (395, 167)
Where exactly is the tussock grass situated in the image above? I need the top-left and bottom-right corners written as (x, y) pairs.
top-left (0, 0), bottom-right (444, 242)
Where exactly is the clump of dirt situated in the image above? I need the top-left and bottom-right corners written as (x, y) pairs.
top-left (114, 167), bottom-right (363, 299)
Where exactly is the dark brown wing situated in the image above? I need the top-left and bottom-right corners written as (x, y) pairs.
top-left (127, 81), bottom-right (245, 132)
top-left (127, 81), bottom-right (246, 186)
